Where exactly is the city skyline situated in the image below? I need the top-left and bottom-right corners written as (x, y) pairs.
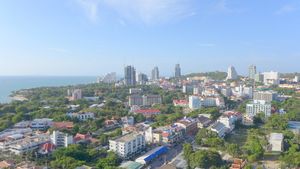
top-left (1, 0), bottom-right (300, 76)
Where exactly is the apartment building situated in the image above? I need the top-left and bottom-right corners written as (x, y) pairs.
top-left (109, 133), bottom-right (145, 159)
top-left (50, 130), bottom-right (73, 147)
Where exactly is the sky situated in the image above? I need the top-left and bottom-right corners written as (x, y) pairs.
top-left (0, 0), bottom-right (299, 76)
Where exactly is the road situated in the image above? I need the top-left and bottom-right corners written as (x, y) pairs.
top-left (148, 144), bottom-right (183, 169)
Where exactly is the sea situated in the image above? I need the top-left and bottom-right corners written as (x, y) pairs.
top-left (0, 76), bottom-right (97, 103)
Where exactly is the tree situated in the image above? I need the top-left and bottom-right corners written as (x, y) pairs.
top-left (188, 150), bottom-right (223, 169)
top-left (183, 143), bottom-right (193, 160)
top-left (96, 152), bottom-right (119, 169)
top-left (226, 143), bottom-right (241, 158)
top-left (50, 156), bottom-right (85, 169)
top-left (265, 114), bottom-right (288, 131)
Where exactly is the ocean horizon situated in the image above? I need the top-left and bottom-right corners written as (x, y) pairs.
top-left (0, 76), bottom-right (97, 103)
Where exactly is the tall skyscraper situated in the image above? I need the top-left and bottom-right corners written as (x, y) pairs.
top-left (151, 66), bottom-right (159, 81)
top-left (175, 64), bottom-right (181, 78)
top-left (248, 65), bottom-right (257, 80)
top-left (124, 65), bottom-right (136, 86)
top-left (226, 66), bottom-right (238, 80)
top-left (137, 73), bottom-right (148, 85)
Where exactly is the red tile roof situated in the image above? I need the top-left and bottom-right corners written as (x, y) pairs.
top-left (52, 122), bottom-right (74, 129)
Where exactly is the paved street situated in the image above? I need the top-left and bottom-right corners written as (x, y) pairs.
top-left (148, 144), bottom-right (183, 169)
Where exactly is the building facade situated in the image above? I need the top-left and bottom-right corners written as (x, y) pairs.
top-left (124, 65), bottom-right (136, 86)
top-left (189, 96), bottom-right (201, 110)
top-left (246, 100), bottom-right (272, 117)
top-left (248, 65), bottom-right (257, 80)
top-left (151, 66), bottom-right (159, 81)
top-left (175, 64), bottom-right (181, 78)
top-left (109, 133), bottom-right (145, 159)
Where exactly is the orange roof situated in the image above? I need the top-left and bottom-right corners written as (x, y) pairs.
top-left (0, 160), bottom-right (14, 168)
top-left (52, 122), bottom-right (74, 129)
top-left (41, 142), bottom-right (55, 152)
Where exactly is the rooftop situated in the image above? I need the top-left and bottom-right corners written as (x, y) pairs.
top-left (270, 133), bottom-right (283, 141)
top-left (115, 133), bottom-right (142, 143)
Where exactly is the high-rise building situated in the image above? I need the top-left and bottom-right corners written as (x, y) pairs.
top-left (51, 130), bottom-right (73, 147)
top-left (262, 71), bottom-right (279, 85)
top-left (248, 65), bottom-right (257, 80)
top-left (294, 75), bottom-right (300, 83)
top-left (124, 66), bottom-right (136, 86)
top-left (137, 73), bottom-right (148, 85)
top-left (246, 100), bottom-right (271, 118)
top-left (98, 72), bottom-right (117, 83)
top-left (253, 90), bottom-right (278, 102)
top-left (255, 73), bottom-right (264, 83)
top-left (175, 64), bottom-right (181, 78)
top-left (189, 96), bottom-right (201, 110)
top-left (151, 66), bottom-right (159, 81)
top-left (226, 66), bottom-right (238, 80)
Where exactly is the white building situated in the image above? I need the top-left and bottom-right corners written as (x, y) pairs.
top-left (253, 90), bottom-right (278, 102)
top-left (263, 71), bottom-right (280, 85)
top-left (249, 65), bottom-right (257, 80)
top-left (269, 133), bottom-right (283, 152)
top-left (246, 100), bottom-right (272, 118)
top-left (67, 112), bottom-right (95, 121)
top-left (189, 96), bottom-right (201, 110)
top-left (69, 89), bottom-right (82, 101)
top-left (217, 115), bottom-right (236, 132)
top-left (226, 66), bottom-right (238, 80)
top-left (109, 133), bottom-right (145, 159)
top-left (50, 131), bottom-right (73, 147)
top-left (30, 118), bottom-right (53, 130)
top-left (121, 116), bottom-right (135, 126)
top-left (129, 88), bottom-right (142, 95)
top-left (7, 134), bottom-right (50, 155)
top-left (294, 75), bottom-right (300, 83)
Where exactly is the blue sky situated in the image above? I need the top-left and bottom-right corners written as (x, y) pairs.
top-left (0, 0), bottom-right (299, 76)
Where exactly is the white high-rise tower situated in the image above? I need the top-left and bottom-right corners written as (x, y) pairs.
top-left (226, 66), bottom-right (238, 80)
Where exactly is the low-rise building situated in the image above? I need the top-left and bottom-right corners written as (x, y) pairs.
top-left (109, 133), bottom-right (145, 159)
top-left (174, 117), bottom-right (198, 136)
top-left (133, 109), bottom-right (161, 118)
top-left (8, 134), bottom-right (50, 155)
top-left (269, 133), bottom-right (283, 152)
top-left (52, 121), bottom-right (74, 130)
top-left (30, 118), bottom-right (53, 130)
top-left (242, 114), bottom-right (254, 126)
top-left (217, 115), bottom-right (236, 132)
top-left (121, 116), bottom-right (135, 126)
top-left (67, 112), bottom-right (95, 121)
top-left (173, 100), bottom-right (188, 107)
top-left (197, 115), bottom-right (212, 129)
top-left (210, 122), bottom-right (227, 138)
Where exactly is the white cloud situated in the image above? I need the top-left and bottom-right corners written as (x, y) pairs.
top-left (76, 0), bottom-right (196, 24)
top-left (76, 0), bottom-right (101, 22)
top-left (215, 0), bottom-right (231, 13)
top-left (275, 4), bottom-right (298, 15)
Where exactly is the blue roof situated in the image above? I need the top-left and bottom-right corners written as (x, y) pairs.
top-left (136, 146), bottom-right (168, 163)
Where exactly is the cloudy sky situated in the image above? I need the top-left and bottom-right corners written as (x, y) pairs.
top-left (0, 0), bottom-right (299, 76)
